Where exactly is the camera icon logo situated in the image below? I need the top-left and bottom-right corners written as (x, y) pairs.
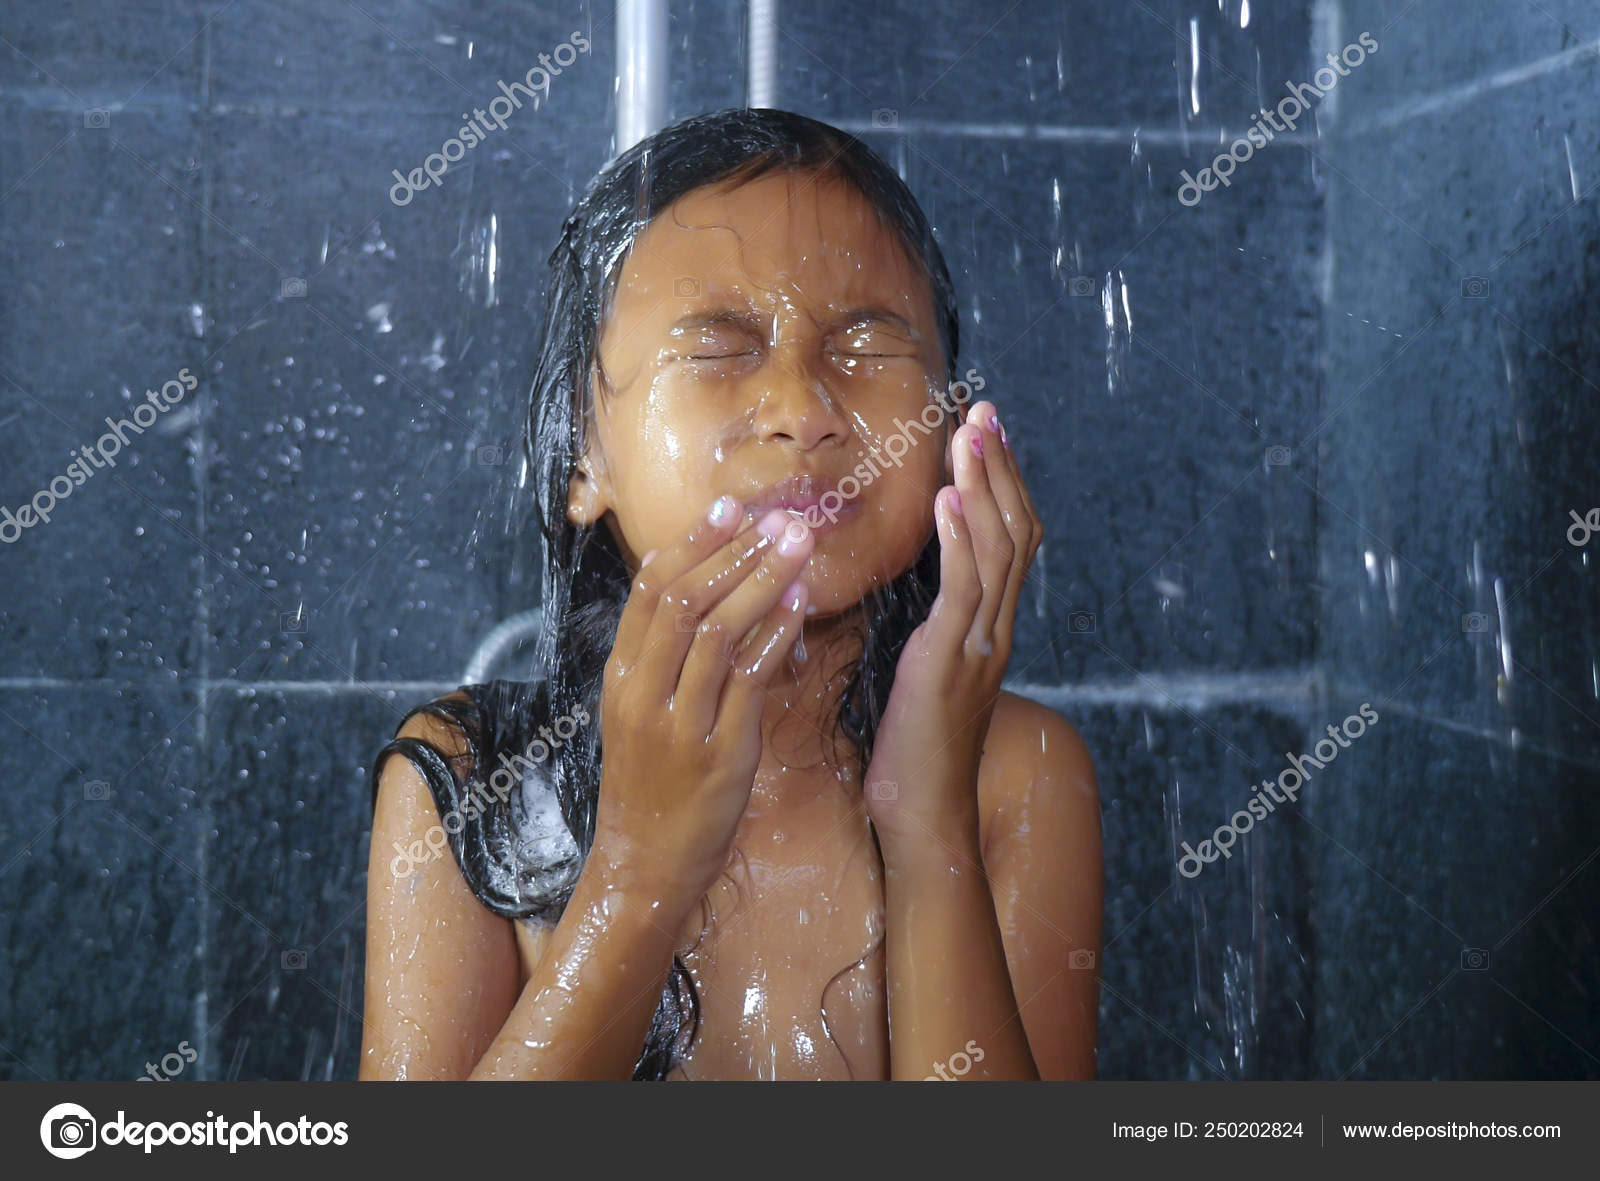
top-left (674, 277), bottom-right (699, 298)
top-left (1460, 947), bottom-right (1489, 971)
top-left (280, 276), bottom-right (307, 299)
top-left (1069, 275), bottom-right (1097, 297)
top-left (871, 108), bottom-right (898, 128)
top-left (1460, 276), bottom-right (1490, 299)
top-left (868, 780), bottom-right (898, 801)
top-left (84, 779), bottom-right (111, 801)
top-left (282, 948), bottom-right (308, 970)
top-left (1461, 612), bottom-right (1490, 634)
top-left (83, 108), bottom-right (110, 129)
top-left (40, 1102), bottom-right (97, 1159)
top-left (1069, 949), bottom-right (1096, 970)
top-left (1265, 445), bottom-right (1292, 467)
top-left (1068, 610), bottom-right (1096, 634)
top-left (476, 444), bottom-right (505, 465)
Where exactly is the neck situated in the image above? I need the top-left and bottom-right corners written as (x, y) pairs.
top-left (754, 605), bottom-right (868, 791)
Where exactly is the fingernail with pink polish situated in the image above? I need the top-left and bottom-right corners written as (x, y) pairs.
top-left (756, 508), bottom-right (790, 540)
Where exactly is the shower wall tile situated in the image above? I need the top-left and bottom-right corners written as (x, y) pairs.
top-left (208, 0), bottom-right (613, 121)
top-left (199, 107), bottom-right (612, 684)
top-left (0, 108), bottom-right (202, 682)
top-left (0, 0), bottom-right (204, 105)
top-left (1318, 55), bottom-right (1600, 764)
top-left (1309, 713), bottom-right (1600, 1078)
top-left (1335, 1), bottom-right (1600, 122)
top-left (781, 0), bottom-right (1316, 138)
top-left (199, 687), bottom-right (400, 1081)
top-left (848, 129), bottom-right (1323, 684)
top-left (0, 687), bottom-right (203, 1081)
top-left (1068, 700), bottom-right (1314, 1080)
top-left (1315, 15), bottom-right (1600, 1081)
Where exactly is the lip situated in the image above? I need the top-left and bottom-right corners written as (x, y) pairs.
top-left (738, 472), bottom-right (863, 537)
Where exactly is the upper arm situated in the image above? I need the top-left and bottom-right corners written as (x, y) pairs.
top-left (360, 697), bottom-right (522, 1080)
top-left (978, 692), bottom-right (1104, 1080)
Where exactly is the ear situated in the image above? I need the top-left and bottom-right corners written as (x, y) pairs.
top-left (566, 449), bottom-right (611, 529)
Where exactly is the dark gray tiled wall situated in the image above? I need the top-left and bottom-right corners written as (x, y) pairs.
top-left (1312, 0), bottom-right (1600, 1077)
top-left (2, 0), bottom-right (1595, 1081)
top-left (0, 689), bottom-right (203, 1080)
top-left (858, 131), bottom-right (1324, 685)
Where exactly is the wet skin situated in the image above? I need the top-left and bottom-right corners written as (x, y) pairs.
top-left (361, 168), bottom-right (1103, 1080)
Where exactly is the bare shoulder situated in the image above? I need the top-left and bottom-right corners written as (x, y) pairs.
top-left (363, 690), bottom-right (520, 1080)
top-left (975, 689), bottom-right (1104, 1080)
top-left (976, 690), bottom-right (1100, 858)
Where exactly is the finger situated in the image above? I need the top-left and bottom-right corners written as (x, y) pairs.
top-left (951, 414), bottom-right (1014, 647)
top-left (973, 402), bottom-right (1030, 545)
top-left (974, 402), bottom-right (1041, 653)
top-left (676, 515), bottom-right (815, 733)
top-left (942, 396), bottom-right (969, 487)
top-left (612, 493), bottom-right (743, 668)
top-left (978, 406), bottom-right (1044, 649)
top-left (998, 411), bottom-right (1040, 524)
top-left (637, 508), bottom-right (793, 709)
top-left (709, 577), bottom-right (809, 752)
top-left (926, 484), bottom-right (980, 660)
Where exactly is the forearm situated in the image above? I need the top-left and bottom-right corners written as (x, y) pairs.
top-left (468, 851), bottom-right (687, 1080)
top-left (881, 820), bottom-right (1039, 1081)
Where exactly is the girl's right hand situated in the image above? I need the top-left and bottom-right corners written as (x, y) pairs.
top-left (588, 496), bottom-right (814, 916)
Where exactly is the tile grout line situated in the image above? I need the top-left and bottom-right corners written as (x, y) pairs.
top-left (192, 13), bottom-right (213, 1083)
top-left (1337, 33), bottom-right (1600, 137)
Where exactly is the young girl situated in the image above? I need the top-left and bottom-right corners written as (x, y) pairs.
top-left (361, 108), bottom-right (1103, 1081)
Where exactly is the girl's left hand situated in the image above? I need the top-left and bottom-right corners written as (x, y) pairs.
top-left (863, 398), bottom-right (1043, 865)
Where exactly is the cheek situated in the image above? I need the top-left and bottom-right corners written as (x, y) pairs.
top-left (844, 371), bottom-right (949, 459)
top-left (601, 391), bottom-right (760, 555)
top-left (806, 434), bottom-right (943, 599)
top-left (851, 407), bottom-right (950, 496)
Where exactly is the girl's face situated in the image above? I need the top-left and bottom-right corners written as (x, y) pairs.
top-left (570, 169), bottom-right (952, 619)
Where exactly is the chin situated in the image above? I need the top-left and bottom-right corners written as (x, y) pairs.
top-left (802, 552), bottom-right (919, 620)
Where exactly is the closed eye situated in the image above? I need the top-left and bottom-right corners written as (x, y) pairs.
top-left (830, 324), bottom-right (916, 358)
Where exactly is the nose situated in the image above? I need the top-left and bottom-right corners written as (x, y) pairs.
top-left (751, 344), bottom-right (849, 452)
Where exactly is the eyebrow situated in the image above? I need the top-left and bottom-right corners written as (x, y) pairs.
top-left (666, 304), bottom-right (920, 338)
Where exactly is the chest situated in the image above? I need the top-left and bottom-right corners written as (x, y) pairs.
top-left (665, 780), bottom-right (889, 1080)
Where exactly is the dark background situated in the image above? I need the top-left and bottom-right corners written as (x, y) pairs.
top-left (2, 0), bottom-right (1597, 1080)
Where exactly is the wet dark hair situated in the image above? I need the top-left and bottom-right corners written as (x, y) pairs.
top-left (389, 107), bottom-right (961, 1079)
